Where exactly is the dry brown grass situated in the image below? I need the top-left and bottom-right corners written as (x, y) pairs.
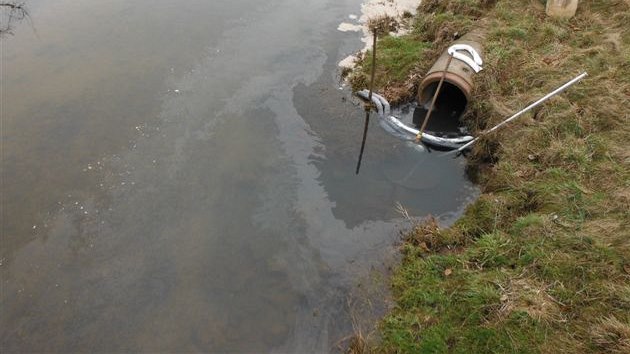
top-left (496, 277), bottom-right (565, 324)
top-left (590, 316), bottom-right (630, 354)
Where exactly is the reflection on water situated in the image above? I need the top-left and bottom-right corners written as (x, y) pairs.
top-left (1, 0), bottom-right (477, 352)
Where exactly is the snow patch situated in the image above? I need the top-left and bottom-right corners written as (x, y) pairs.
top-left (338, 22), bottom-right (362, 32)
top-left (337, 0), bottom-right (421, 68)
top-left (338, 55), bottom-right (358, 69)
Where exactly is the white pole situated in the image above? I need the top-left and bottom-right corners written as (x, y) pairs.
top-left (456, 72), bottom-right (587, 153)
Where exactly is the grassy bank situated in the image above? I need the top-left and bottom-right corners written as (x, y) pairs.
top-left (349, 0), bottom-right (630, 352)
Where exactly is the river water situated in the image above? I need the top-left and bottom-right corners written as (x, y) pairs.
top-left (1, 1), bottom-right (477, 352)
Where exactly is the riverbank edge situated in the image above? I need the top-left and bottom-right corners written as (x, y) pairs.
top-left (346, 0), bottom-right (630, 352)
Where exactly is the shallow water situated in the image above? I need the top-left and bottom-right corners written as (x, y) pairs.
top-left (1, 1), bottom-right (477, 352)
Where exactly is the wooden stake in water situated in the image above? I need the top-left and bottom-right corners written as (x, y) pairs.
top-left (355, 30), bottom-right (378, 175)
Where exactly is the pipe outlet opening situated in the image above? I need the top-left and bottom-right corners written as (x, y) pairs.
top-left (413, 80), bottom-right (469, 134)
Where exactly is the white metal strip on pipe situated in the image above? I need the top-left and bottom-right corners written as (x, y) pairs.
top-left (448, 44), bottom-right (484, 73)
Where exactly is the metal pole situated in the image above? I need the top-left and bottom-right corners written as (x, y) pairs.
top-left (456, 72), bottom-right (587, 153)
top-left (368, 32), bottom-right (377, 101)
top-left (417, 54), bottom-right (454, 140)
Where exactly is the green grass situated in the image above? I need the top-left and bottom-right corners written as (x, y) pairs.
top-left (349, 36), bottom-right (429, 100)
top-left (347, 0), bottom-right (630, 353)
